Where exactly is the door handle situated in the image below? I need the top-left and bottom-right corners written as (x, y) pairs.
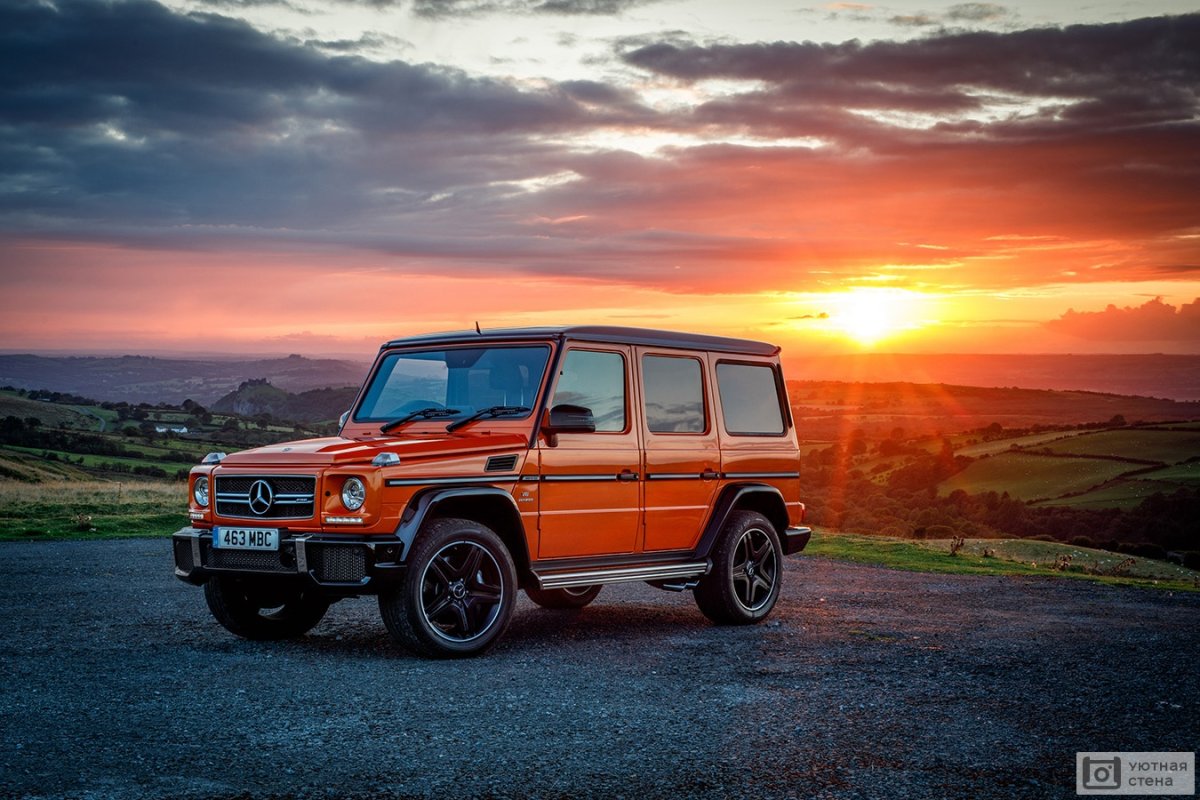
top-left (700, 470), bottom-right (721, 480)
top-left (617, 470), bottom-right (640, 482)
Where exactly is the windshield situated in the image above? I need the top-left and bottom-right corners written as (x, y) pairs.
top-left (354, 344), bottom-right (552, 424)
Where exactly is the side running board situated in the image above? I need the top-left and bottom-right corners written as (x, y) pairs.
top-left (534, 561), bottom-right (709, 590)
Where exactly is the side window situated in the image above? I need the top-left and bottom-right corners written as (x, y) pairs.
top-left (551, 350), bottom-right (627, 432)
top-left (716, 362), bottom-right (785, 435)
top-left (642, 355), bottom-right (706, 433)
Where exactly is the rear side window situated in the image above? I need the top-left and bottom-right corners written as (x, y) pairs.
top-left (642, 355), bottom-right (706, 433)
top-left (552, 350), bottom-right (627, 432)
top-left (716, 362), bottom-right (785, 435)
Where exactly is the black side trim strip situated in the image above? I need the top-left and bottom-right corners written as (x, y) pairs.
top-left (541, 474), bottom-right (622, 483)
top-left (722, 471), bottom-right (800, 479)
top-left (385, 475), bottom-right (517, 487)
top-left (645, 473), bottom-right (702, 481)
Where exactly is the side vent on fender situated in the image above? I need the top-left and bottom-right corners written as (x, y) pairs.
top-left (485, 454), bottom-right (519, 473)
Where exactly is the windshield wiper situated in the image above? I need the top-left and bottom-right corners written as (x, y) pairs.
top-left (380, 407), bottom-right (461, 433)
top-left (445, 405), bottom-right (530, 433)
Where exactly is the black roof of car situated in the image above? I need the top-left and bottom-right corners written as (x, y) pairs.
top-left (382, 325), bottom-right (780, 356)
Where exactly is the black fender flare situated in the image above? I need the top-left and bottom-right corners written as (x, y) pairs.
top-left (395, 486), bottom-right (529, 567)
top-left (693, 483), bottom-right (789, 559)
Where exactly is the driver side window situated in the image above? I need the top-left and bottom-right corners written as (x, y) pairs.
top-left (551, 350), bottom-right (626, 432)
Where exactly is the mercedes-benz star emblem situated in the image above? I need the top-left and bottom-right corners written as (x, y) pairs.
top-left (247, 480), bottom-right (274, 516)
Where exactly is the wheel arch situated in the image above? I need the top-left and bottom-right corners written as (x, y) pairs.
top-left (396, 487), bottom-right (532, 582)
top-left (694, 483), bottom-right (788, 559)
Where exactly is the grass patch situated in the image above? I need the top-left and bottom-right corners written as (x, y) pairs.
top-left (0, 480), bottom-right (186, 540)
top-left (805, 531), bottom-right (1200, 592)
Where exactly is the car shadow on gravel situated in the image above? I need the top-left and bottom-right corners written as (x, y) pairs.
top-left (191, 601), bottom-right (719, 661)
top-left (498, 603), bottom-right (711, 649)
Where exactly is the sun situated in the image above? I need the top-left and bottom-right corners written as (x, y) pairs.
top-left (828, 288), bottom-right (928, 346)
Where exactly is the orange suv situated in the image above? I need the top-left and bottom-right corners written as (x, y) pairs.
top-left (173, 326), bottom-right (811, 657)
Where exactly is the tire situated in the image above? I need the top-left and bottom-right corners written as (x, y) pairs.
top-left (204, 577), bottom-right (330, 640)
top-left (378, 517), bottom-right (517, 658)
top-left (526, 585), bottom-right (602, 610)
top-left (694, 510), bottom-right (783, 625)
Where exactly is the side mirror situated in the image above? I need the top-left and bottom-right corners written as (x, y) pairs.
top-left (543, 404), bottom-right (596, 434)
top-left (338, 410), bottom-right (350, 429)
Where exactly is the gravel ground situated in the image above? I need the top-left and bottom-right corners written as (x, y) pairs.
top-left (0, 539), bottom-right (1197, 800)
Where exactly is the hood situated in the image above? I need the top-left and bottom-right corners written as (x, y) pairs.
top-left (217, 433), bottom-right (529, 467)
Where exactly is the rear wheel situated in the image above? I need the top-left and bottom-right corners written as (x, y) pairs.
top-left (526, 585), bottom-right (602, 609)
top-left (694, 511), bottom-right (782, 625)
top-left (378, 517), bottom-right (516, 658)
top-left (204, 577), bottom-right (330, 640)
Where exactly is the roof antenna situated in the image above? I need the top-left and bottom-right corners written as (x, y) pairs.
top-left (474, 320), bottom-right (482, 334)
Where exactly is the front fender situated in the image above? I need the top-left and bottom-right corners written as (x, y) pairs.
top-left (394, 486), bottom-right (527, 564)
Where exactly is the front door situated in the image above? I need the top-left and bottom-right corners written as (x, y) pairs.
top-left (536, 345), bottom-right (642, 559)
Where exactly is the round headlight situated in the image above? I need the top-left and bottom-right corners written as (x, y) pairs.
top-left (341, 477), bottom-right (366, 511)
top-left (193, 475), bottom-right (210, 507)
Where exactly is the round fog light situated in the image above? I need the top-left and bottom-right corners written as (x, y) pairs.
top-left (193, 476), bottom-right (210, 507)
top-left (341, 477), bottom-right (366, 511)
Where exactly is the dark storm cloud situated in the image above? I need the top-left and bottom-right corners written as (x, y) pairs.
top-left (622, 14), bottom-right (1200, 135)
top-left (0, 0), bottom-right (651, 235)
top-left (1046, 297), bottom-right (1200, 342)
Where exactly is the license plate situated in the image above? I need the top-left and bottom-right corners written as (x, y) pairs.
top-left (213, 527), bottom-right (279, 551)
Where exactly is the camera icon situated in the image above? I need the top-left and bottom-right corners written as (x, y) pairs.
top-left (1082, 756), bottom-right (1123, 790)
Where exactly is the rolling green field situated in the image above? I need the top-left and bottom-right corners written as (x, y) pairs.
top-left (1038, 429), bottom-right (1200, 463)
top-left (939, 452), bottom-right (1136, 501)
top-left (0, 393), bottom-right (99, 430)
top-left (1038, 480), bottom-right (1174, 510)
top-left (1, 445), bottom-right (193, 477)
top-left (0, 480), bottom-right (186, 540)
top-left (805, 532), bottom-right (1200, 592)
top-left (955, 430), bottom-right (1086, 458)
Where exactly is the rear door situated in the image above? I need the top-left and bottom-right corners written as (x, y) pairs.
top-left (638, 349), bottom-right (721, 552)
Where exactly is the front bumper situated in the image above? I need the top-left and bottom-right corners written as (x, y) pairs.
top-left (783, 526), bottom-right (812, 556)
top-left (172, 527), bottom-right (406, 594)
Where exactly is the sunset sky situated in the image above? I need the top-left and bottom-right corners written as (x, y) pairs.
top-left (1, 0), bottom-right (1198, 357)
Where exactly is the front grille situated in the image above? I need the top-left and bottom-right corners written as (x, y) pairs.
top-left (208, 548), bottom-right (292, 573)
top-left (313, 546), bottom-right (367, 583)
top-left (215, 475), bottom-right (316, 520)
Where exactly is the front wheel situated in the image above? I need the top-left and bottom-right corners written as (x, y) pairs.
top-left (694, 511), bottom-right (783, 625)
top-left (526, 585), bottom-right (602, 609)
top-left (203, 577), bottom-right (330, 640)
top-left (378, 517), bottom-right (517, 658)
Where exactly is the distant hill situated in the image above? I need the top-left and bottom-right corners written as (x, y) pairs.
top-left (211, 380), bottom-right (359, 423)
top-left (0, 354), bottom-right (366, 405)
top-left (789, 380), bottom-right (1200, 440)
top-left (788, 353), bottom-right (1200, 401)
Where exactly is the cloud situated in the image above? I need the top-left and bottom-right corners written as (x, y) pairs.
top-left (412, 0), bottom-right (663, 17)
top-left (946, 3), bottom-right (1008, 22)
top-left (1045, 297), bottom-right (1200, 341)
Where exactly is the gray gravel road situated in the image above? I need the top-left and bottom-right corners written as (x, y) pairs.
top-left (1, 539), bottom-right (1197, 800)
